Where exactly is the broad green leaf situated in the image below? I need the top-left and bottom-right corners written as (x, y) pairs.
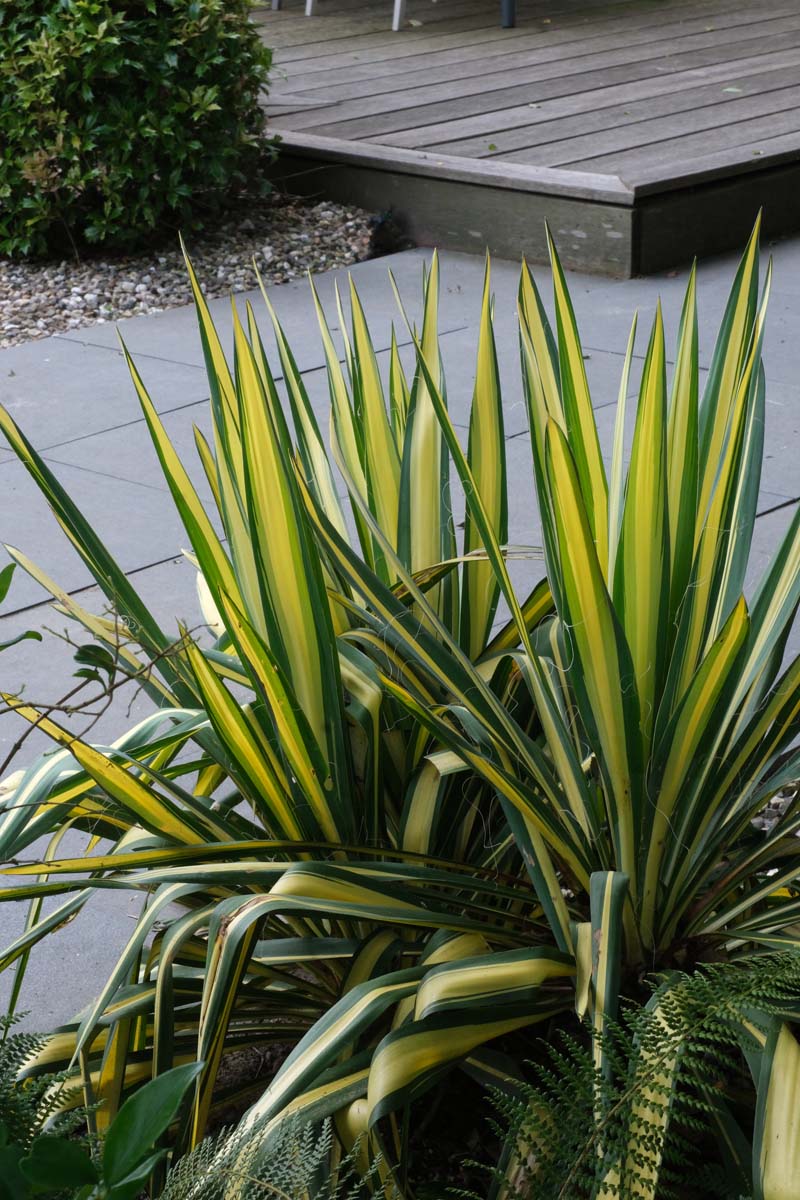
top-left (348, 276), bottom-right (401, 554)
top-left (367, 946), bottom-right (573, 1124)
top-left (398, 252), bottom-right (456, 625)
top-left (183, 637), bottom-right (302, 838)
top-left (642, 597), bottom-right (749, 946)
top-left (103, 1061), bottom-right (203, 1186)
top-left (0, 700), bottom-right (220, 846)
top-left (696, 215), bottom-right (761, 533)
top-left (589, 871), bottom-right (629, 1084)
top-left (231, 302), bottom-right (343, 762)
top-left (20, 1137), bottom-right (98, 1190)
top-left (543, 419), bottom-right (641, 909)
top-left (0, 562), bottom-right (14, 604)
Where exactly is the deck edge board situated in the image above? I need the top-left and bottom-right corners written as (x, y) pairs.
top-left (272, 131), bottom-right (635, 203)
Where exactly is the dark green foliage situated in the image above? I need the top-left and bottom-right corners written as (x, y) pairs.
top-left (466, 957), bottom-right (800, 1200)
top-left (0, 0), bottom-right (274, 257)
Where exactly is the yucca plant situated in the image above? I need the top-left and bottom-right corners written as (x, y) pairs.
top-left (311, 219), bottom-right (800, 1195)
top-left (0, 219), bottom-right (797, 1196)
top-left (0, 252), bottom-right (563, 1195)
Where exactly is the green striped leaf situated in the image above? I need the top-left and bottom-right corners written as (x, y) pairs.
top-left (461, 259), bottom-right (507, 659)
top-left (753, 1020), bottom-right (800, 1200)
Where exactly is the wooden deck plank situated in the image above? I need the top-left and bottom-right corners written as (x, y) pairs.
top-left (566, 104), bottom-right (800, 176)
top-left (275, 0), bottom-right (794, 99)
top-left (260, 0), bottom-right (635, 56)
top-left (270, 144), bottom-right (636, 273)
top-left (502, 82), bottom-right (800, 168)
top-left (262, 2), bottom-right (552, 55)
top-left (262, 0), bottom-right (735, 62)
top-left (272, 0), bottom-right (760, 86)
top-left (633, 129), bottom-right (800, 192)
top-left (374, 44), bottom-right (800, 150)
top-left (274, 19), bottom-right (800, 139)
top-left (415, 54), bottom-right (800, 155)
top-left (271, 132), bottom-right (631, 200)
top-left (259, 0), bottom-right (800, 274)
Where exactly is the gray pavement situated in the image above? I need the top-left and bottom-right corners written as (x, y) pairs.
top-left (0, 241), bottom-right (798, 1029)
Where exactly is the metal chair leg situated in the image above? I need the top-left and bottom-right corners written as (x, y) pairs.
top-left (305, 0), bottom-right (317, 15)
top-left (392, 0), bottom-right (407, 31)
top-left (500, 0), bottom-right (515, 26)
top-left (271, 0), bottom-right (281, 10)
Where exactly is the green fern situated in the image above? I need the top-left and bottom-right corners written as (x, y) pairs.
top-left (160, 1118), bottom-right (389, 1200)
top-left (0, 1014), bottom-right (81, 1151)
top-left (465, 955), bottom-right (800, 1200)
top-left (0, 1019), bottom-right (385, 1200)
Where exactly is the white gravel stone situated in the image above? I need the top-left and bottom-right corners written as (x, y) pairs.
top-left (0, 194), bottom-right (375, 350)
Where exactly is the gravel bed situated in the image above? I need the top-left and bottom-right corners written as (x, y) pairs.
top-left (0, 194), bottom-right (374, 350)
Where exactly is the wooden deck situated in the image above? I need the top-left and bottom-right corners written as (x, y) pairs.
top-left (255, 0), bottom-right (800, 275)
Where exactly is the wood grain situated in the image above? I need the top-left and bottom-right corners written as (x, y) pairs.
top-left (258, 0), bottom-right (800, 274)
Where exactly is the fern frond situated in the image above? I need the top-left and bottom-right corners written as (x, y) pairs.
top-left (467, 955), bottom-right (800, 1200)
top-left (161, 1117), bottom-right (389, 1200)
top-left (0, 1013), bottom-right (82, 1148)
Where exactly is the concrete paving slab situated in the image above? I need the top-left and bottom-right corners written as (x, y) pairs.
top-left (0, 555), bottom-right (206, 1030)
top-left (0, 846), bottom-right (150, 1031)
top-left (41, 400), bottom-right (217, 505)
top-left (0, 337), bottom-right (209, 451)
top-left (0, 457), bottom-right (209, 610)
top-left (0, 555), bottom-right (204, 767)
top-left (57, 249), bottom-right (465, 374)
top-left (757, 379), bottom-right (799, 501)
top-left (432, 245), bottom-right (789, 381)
top-left (48, 329), bottom-right (487, 502)
top-left (591, 382), bottom-right (799, 505)
top-left (757, 305), bottom-right (800, 390)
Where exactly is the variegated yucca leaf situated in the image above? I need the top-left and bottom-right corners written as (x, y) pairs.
top-left (751, 1019), bottom-right (800, 1200)
top-left (0, 220), bottom-right (797, 1197)
top-left (0, 250), bottom-right (553, 1178)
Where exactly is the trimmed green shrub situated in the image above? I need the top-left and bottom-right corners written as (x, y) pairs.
top-left (0, 0), bottom-right (274, 257)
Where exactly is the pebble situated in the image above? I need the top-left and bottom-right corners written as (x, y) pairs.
top-left (753, 784), bottom-right (798, 833)
top-left (0, 195), bottom-right (374, 350)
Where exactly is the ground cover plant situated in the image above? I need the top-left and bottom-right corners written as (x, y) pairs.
top-left (0, 218), bottom-right (798, 1197)
top-left (0, 0), bottom-right (273, 257)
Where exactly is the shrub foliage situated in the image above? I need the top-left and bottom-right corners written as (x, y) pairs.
top-left (0, 0), bottom-right (273, 257)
